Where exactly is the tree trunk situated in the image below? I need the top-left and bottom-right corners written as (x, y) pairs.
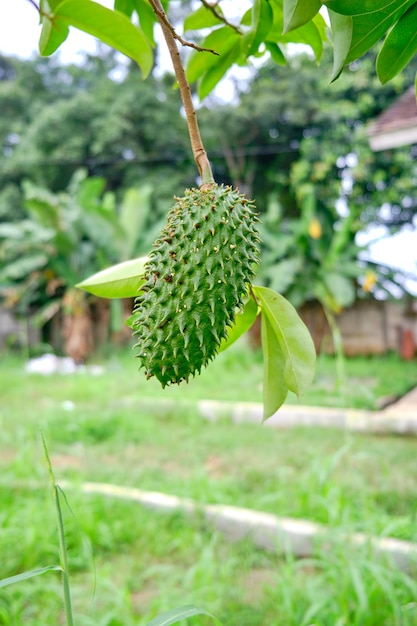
top-left (62, 288), bottom-right (94, 363)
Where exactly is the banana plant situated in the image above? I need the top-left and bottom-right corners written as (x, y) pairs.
top-left (0, 170), bottom-right (156, 360)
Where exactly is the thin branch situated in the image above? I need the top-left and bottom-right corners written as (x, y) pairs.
top-left (26, 0), bottom-right (54, 22)
top-left (151, 3), bottom-right (219, 55)
top-left (26, 0), bottom-right (40, 10)
top-left (200, 0), bottom-right (243, 35)
top-left (148, 0), bottom-right (214, 185)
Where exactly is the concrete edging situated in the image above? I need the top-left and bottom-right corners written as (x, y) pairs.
top-left (137, 397), bottom-right (417, 435)
top-left (61, 480), bottom-right (417, 572)
top-left (198, 400), bottom-right (417, 434)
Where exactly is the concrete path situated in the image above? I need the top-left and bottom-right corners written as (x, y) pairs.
top-left (139, 388), bottom-right (417, 434)
top-left (386, 385), bottom-right (417, 412)
top-left (197, 391), bottom-right (417, 434)
top-left (61, 480), bottom-right (417, 572)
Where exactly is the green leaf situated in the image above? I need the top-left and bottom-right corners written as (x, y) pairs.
top-left (267, 258), bottom-right (301, 294)
top-left (329, 10), bottom-right (353, 80)
top-left (265, 42), bottom-right (286, 65)
top-left (198, 41), bottom-right (241, 100)
top-left (268, 6), bottom-right (325, 61)
top-left (186, 27), bottom-right (240, 84)
top-left (241, 0), bottom-right (274, 57)
top-left (253, 286), bottom-right (316, 399)
top-left (77, 257), bottom-right (147, 298)
top-left (134, 0), bottom-right (158, 46)
top-left (38, 13), bottom-right (69, 56)
top-left (0, 566), bottom-right (62, 589)
top-left (219, 296), bottom-right (259, 352)
top-left (52, 0), bottom-right (153, 77)
top-left (118, 185), bottom-right (153, 260)
top-left (260, 312), bottom-right (288, 419)
top-left (1, 254), bottom-right (49, 281)
top-left (114, 0), bottom-right (134, 17)
top-left (376, 3), bottom-right (417, 83)
top-left (322, 273), bottom-right (356, 309)
top-left (146, 605), bottom-right (222, 626)
top-left (281, 19), bottom-right (324, 62)
top-left (283, 0), bottom-right (321, 34)
top-left (325, 0), bottom-right (412, 15)
top-left (346, 0), bottom-right (416, 64)
top-left (40, 0), bottom-right (61, 9)
top-left (184, 5), bottom-right (223, 31)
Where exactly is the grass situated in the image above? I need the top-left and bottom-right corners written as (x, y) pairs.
top-left (2, 344), bottom-right (417, 410)
top-left (1, 347), bottom-right (417, 625)
top-left (1, 487), bottom-right (417, 626)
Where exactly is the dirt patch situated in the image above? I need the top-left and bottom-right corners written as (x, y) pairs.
top-left (204, 454), bottom-right (226, 478)
top-left (0, 450), bottom-right (16, 463)
top-left (241, 568), bottom-right (277, 605)
top-left (131, 583), bottom-right (160, 612)
top-left (51, 454), bottom-right (85, 469)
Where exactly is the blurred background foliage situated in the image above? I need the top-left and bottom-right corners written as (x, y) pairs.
top-left (0, 46), bottom-right (416, 357)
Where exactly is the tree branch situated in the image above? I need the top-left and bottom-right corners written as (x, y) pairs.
top-left (151, 2), bottom-right (219, 55)
top-left (200, 0), bottom-right (243, 35)
top-left (148, 0), bottom-right (215, 185)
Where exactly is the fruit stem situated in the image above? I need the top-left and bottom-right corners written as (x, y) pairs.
top-left (148, 0), bottom-right (215, 185)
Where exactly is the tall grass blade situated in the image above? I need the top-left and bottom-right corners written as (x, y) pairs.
top-left (41, 431), bottom-right (75, 626)
top-left (0, 565), bottom-right (62, 589)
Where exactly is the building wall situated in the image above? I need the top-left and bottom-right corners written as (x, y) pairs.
top-left (0, 307), bottom-right (40, 351)
top-left (300, 299), bottom-right (417, 357)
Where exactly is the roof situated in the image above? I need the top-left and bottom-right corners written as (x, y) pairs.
top-left (368, 86), bottom-right (417, 151)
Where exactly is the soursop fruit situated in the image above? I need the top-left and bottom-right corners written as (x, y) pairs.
top-left (132, 183), bottom-right (260, 386)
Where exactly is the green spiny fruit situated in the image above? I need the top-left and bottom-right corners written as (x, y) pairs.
top-left (132, 183), bottom-right (260, 386)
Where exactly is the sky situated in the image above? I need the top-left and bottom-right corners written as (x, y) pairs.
top-left (1, 1), bottom-right (416, 296)
top-left (0, 0), bottom-right (113, 62)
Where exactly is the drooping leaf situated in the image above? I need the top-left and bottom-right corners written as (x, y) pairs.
top-left (31, 300), bottom-right (62, 327)
top-left (329, 9), bottom-right (353, 80)
top-left (0, 223), bottom-right (31, 239)
top-left (186, 27), bottom-right (241, 84)
top-left (0, 254), bottom-right (49, 281)
top-left (268, 5), bottom-right (325, 61)
top-left (325, 0), bottom-right (412, 15)
top-left (146, 605), bottom-right (222, 626)
top-left (133, 0), bottom-right (159, 46)
top-left (345, 0), bottom-right (416, 64)
top-left (265, 42), bottom-right (286, 65)
top-left (322, 272), bottom-right (356, 309)
top-left (77, 257), bottom-right (147, 298)
top-left (260, 311), bottom-right (288, 419)
top-left (114, 0), bottom-right (134, 17)
top-left (254, 286), bottom-right (316, 399)
top-left (281, 18), bottom-right (324, 62)
top-left (51, 0), bottom-right (153, 77)
top-left (40, 0), bottom-right (62, 9)
top-left (38, 13), bottom-right (69, 56)
top-left (198, 41), bottom-right (241, 100)
top-left (0, 566), bottom-right (62, 589)
top-left (219, 296), bottom-right (259, 352)
top-left (118, 185), bottom-right (153, 260)
top-left (267, 258), bottom-right (301, 294)
top-left (376, 3), bottom-right (417, 83)
top-left (241, 0), bottom-right (273, 57)
top-left (283, 0), bottom-right (321, 34)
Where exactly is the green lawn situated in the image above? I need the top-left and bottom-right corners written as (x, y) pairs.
top-left (1, 349), bottom-right (417, 625)
top-left (2, 344), bottom-right (417, 410)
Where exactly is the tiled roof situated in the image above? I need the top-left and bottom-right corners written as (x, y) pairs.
top-left (368, 86), bottom-right (417, 150)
